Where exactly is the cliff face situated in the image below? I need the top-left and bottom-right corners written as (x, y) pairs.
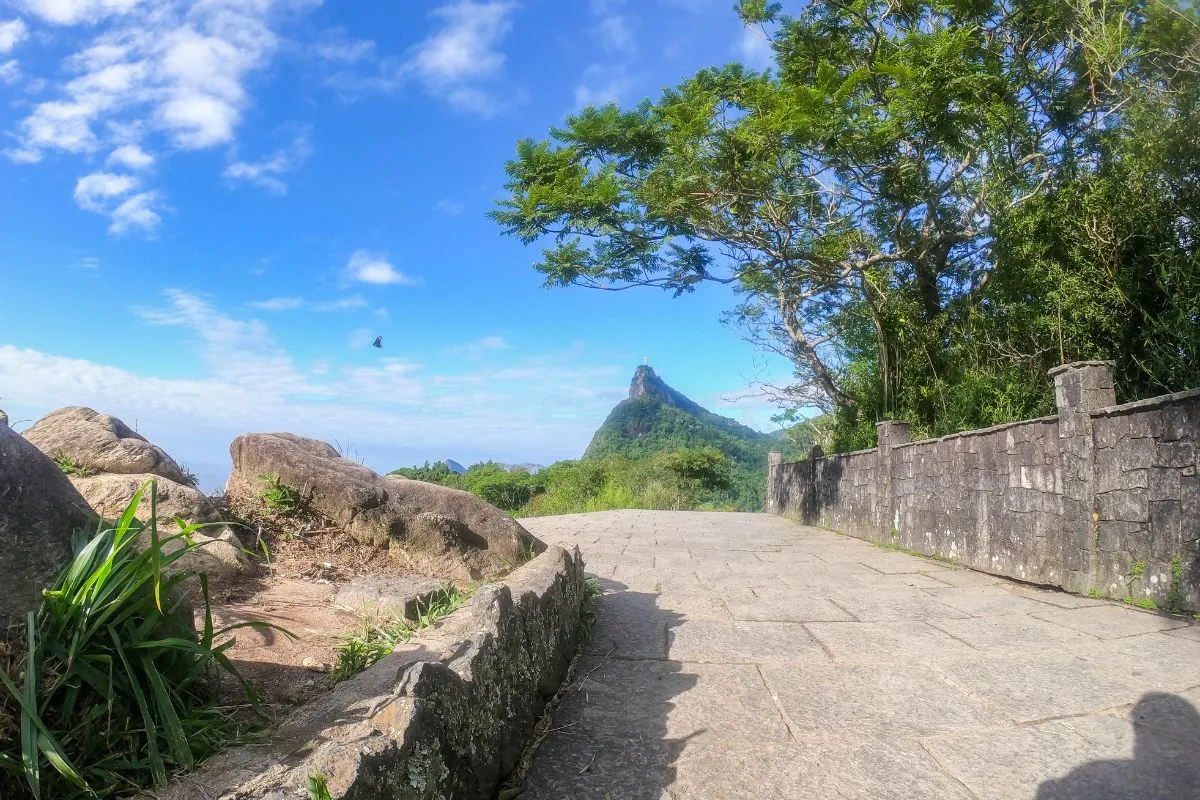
top-left (627, 365), bottom-right (707, 417)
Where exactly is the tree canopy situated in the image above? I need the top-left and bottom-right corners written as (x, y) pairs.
top-left (493, 0), bottom-right (1200, 449)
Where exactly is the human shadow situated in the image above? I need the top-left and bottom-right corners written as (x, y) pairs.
top-left (518, 577), bottom-right (698, 800)
top-left (1036, 692), bottom-right (1200, 799)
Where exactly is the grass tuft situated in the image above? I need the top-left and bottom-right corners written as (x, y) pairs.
top-left (0, 480), bottom-right (284, 799)
top-left (330, 588), bottom-right (470, 684)
top-left (51, 452), bottom-right (97, 478)
top-left (258, 474), bottom-right (299, 515)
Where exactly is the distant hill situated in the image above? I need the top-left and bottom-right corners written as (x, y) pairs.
top-left (585, 366), bottom-right (781, 509)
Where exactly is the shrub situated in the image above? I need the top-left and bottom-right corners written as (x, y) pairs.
top-left (0, 482), bottom-right (274, 799)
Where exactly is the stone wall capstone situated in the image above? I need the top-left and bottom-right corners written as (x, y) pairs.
top-left (768, 362), bottom-right (1200, 608)
top-left (151, 544), bottom-right (586, 800)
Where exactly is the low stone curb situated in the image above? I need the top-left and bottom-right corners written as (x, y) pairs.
top-left (152, 545), bottom-right (585, 800)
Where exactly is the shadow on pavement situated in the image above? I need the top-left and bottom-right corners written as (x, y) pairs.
top-left (1037, 692), bottom-right (1200, 799)
top-left (519, 577), bottom-right (697, 799)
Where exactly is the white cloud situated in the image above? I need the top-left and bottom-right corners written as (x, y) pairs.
top-left (0, 297), bottom-right (627, 485)
top-left (345, 250), bottom-right (417, 286)
top-left (223, 129), bottom-right (311, 194)
top-left (590, 0), bottom-right (634, 53)
top-left (435, 199), bottom-right (465, 215)
top-left (12, 2), bottom-right (292, 161)
top-left (575, 63), bottom-right (631, 107)
top-left (312, 295), bottom-right (368, 312)
top-left (735, 25), bottom-right (773, 69)
top-left (106, 142), bottom-right (153, 169)
top-left (327, 1), bottom-right (515, 115)
top-left (21, 0), bottom-right (143, 26)
top-left (248, 295), bottom-right (368, 312)
top-left (0, 59), bottom-right (19, 84)
top-left (314, 34), bottom-right (375, 64)
top-left (447, 335), bottom-right (509, 357)
top-left (0, 19), bottom-right (28, 53)
top-left (73, 170), bottom-right (137, 211)
top-left (248, 296), bottom-right (303, 311)
top-left (108, 190), bottom-right (161, 235)
top-left (411, 1), bottom-right (513, 85)
top-left (72, 170), bottom-right (161, 234)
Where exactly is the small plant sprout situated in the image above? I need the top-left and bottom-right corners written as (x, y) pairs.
top-left (51, 450), bottom-right (97, 477)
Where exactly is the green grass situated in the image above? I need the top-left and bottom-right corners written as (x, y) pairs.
top-left (51, 452), bottom-right (97, 478)
top-left (258, 474), bottom-right (299, 514)
top-left (1087, 588), bottom-right (1104, 599)
top-left (331, 588), bottom-right (471, 684)
top-left (1124, 596), bottom-right (1159, 611)
top-left (178, 467), bottom-right (199, 488)
top-left (306, 773), bottom-right (333, 800)
top-left (0, 481), bottom-right (284, 799)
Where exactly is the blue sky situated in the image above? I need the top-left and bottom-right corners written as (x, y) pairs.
top-left (0, 0), bottom-right (790, 488)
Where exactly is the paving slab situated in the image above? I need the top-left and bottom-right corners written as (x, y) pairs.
top-left (519, 510), bottom-right (1200, 799)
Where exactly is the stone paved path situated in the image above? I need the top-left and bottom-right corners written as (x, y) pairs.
top-left (519, 511), bottom-right (1200, 800)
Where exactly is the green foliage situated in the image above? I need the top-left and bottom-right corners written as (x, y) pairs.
top-left (390, 462), bottom-right (539, 512)
top-left (179, 468), bottom-right (199, 489)
top-left (1168, 555), bottom-right (1184, 613)
top-left (51, 453), bottom-right (96, 479)
top-left (1087, 588), bottom-right (1104, 599)
top-left (307, 774), bottom-right (333, 800)
top-left (1124, 596), bottom-right (1159, 611)
top-left (258, 474), bottom-right (299, 515)
top-left (331, 587), bottom-right (470, 684)
top-left (494, 0), bottom-right (1200, 450)
top-left (0, 482), bottom-right (276, 799)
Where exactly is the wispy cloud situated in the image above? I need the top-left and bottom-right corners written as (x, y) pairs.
top-left (0, 291), bottom-right (629, 484)
top-left (434, 198), bottom-right (465, 215)
top-left (324, 1), bottom-right (517, 117)
top-left (223, 129), bottom-right (312, 195)
top-left (0, 18), bottom-right (27, 53)
top-left (590, 0), bottom-right (635, 53)
top-left (575, 63), bottom-right (631, 107)
top-left (344, 250), bottom-right (417, 286)
top-left (248, 296), bottom-right (304, 311)
top-left (248, 295), bottom-right (368, 312)
top-left (446, 335), bottom-right (509, 357)
top-left (735, 25), bottom-right (773, 69)
top-left (313, 30), bottom-right (375, 64)
top-left (72, 170), bottom-right (161, 234)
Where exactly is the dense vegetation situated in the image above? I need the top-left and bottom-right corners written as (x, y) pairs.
top-left (493, 0), bottom-right (1200, 452)
top-left (0, 484), bottom-right (266, 800)
top-left (391, 446), bottom-right (747, 515)
top-left (585, 395), bottom-right (784, 509)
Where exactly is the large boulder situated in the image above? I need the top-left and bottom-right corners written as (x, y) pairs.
top-left (23, 407), bottom-right (187, 483)
top-left (227, 433), bottom-right (544, 582)
top-left (70, 472), bottom-right (218, 524)
top-left (68, 473), bottom-right (248, 580)
top-left (0, 425), bottom-right (93, 623)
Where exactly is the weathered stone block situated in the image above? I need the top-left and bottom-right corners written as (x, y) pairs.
top-left (1154, 441), bottom-right (1195, 469)
top-left (1097, 489), bottom-right (1150, 523)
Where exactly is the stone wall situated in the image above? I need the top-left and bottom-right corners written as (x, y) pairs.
top-left (154, 545), bottom-right (586, 800)
top-left (768, 362), bottom-right (1200, 609)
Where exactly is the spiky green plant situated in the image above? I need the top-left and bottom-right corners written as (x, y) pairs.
top-left (50, 453), bottom-right (96, 478)
top-left (0, 481), bottom-right (283, 799)
top-left (258, 474), bottom-right (299, 515)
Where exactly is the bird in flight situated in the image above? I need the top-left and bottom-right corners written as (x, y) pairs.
top-left (372, 336), bottom-right (383, 349)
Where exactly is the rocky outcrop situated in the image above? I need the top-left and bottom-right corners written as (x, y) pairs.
top-left (152, 545), bottom-right (586, 800)
top-left (628, 364), bottom-right (706, 416)
top-left (70, 472), bottom-right (217, 524)
top-left (333, 574), bottom-right (453, 620)
top-left (0, 408), bottom-right (8, 427)
top-left (0, 425), bottom-right (93, 623)
top-left (227, 433), bottom-right (543, 582)
top-left (24, 407), bottom-right (187, 483)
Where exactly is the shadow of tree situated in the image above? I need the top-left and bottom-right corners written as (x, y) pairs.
top-left (1037, 692), bottom-right (1200, 799)
top-left (519, 577), bottom-right (697, 799)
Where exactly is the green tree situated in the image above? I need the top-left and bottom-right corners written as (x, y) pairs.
top-left (493, 0), bottom-right (1199, 445)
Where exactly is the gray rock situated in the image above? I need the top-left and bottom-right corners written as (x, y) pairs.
top-left (0, 408), bottom-right (8, 427)
top-left (23, 407), bottom-right (187, 482)
top-left (0, 424), bottom-right (93, 623)
top-left (151, 545), bottom-right (586, 800)
top-left (333, 573), bottom-right (452, 619)
top-left (227, 432), bottom-right (544, 582)
top-left (69, 472), bottom-right (218, 524)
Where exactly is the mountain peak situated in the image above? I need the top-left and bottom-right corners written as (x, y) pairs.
top-left (628, 365), bottom-right (706, 416)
